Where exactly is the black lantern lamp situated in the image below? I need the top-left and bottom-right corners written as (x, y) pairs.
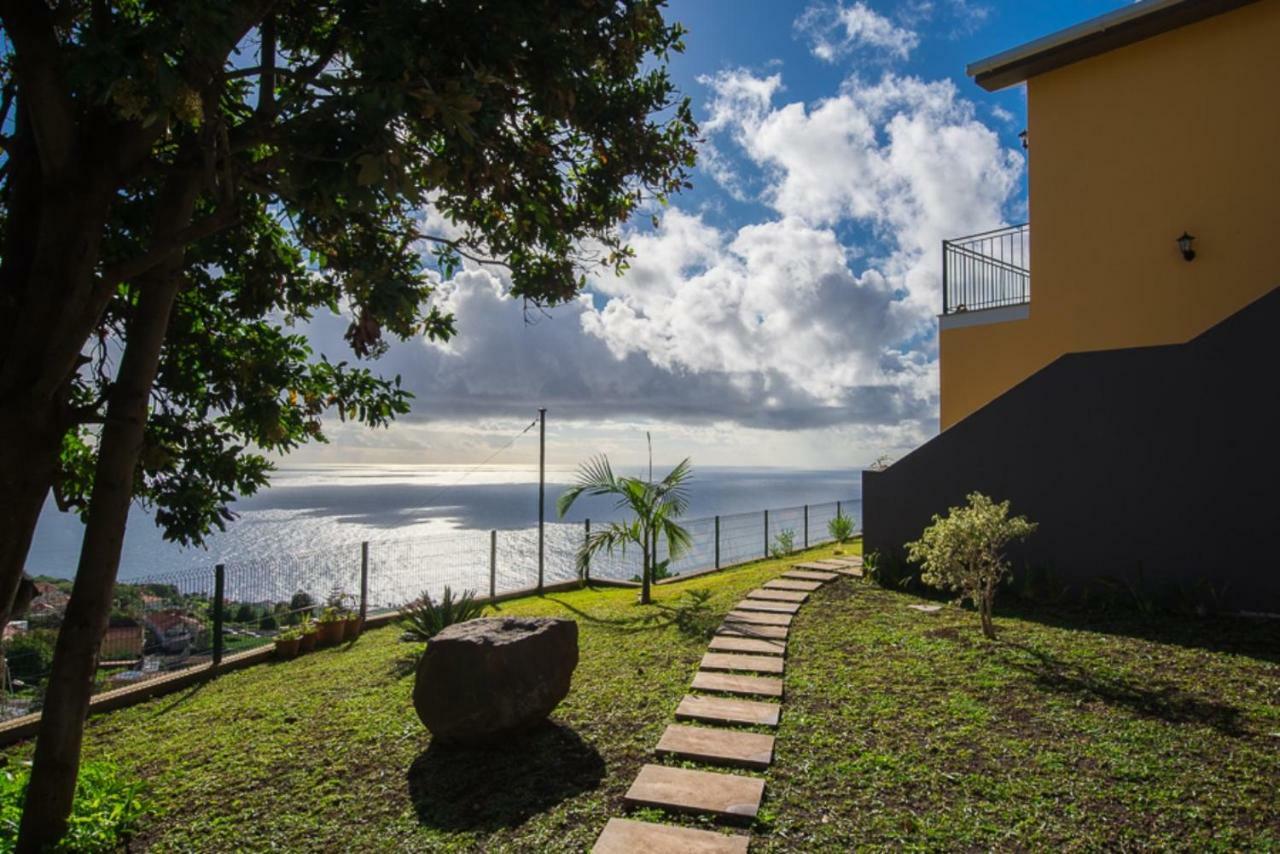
top-left (1176, 231), bottom-right (1196, 262)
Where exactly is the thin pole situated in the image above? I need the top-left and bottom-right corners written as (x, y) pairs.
top-left (212, 564), bottom-right (225, 669)
top-left (714, 516), bottom-right (720, 570)
top-left (763, 509), bottom-right (769, 558)
top-left (584, 518), bottom-right (591, 583)
top-left (537, 407), bottom-right (546, 592)
top-left (489, 530), bottom-right (497, 599)
top-left (803, 505), bottom-right (809, 549)
top-left (359, 542), bottom-right (369, 623)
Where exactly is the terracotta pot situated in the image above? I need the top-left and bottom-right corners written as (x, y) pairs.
top-left (343, 616), bottom-right (362, 641)
top-left (317, 620), bottom-right (346, 646)
top-left (274, 636), bottom-right (301, 659)
top-left (299, 630), bottom-right (318, 653)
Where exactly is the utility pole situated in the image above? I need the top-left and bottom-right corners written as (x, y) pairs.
top-left (537, 407), bottom-right (546, 592)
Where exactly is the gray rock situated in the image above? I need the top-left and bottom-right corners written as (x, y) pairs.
top-left (413, 616), bottom-right (578, 745)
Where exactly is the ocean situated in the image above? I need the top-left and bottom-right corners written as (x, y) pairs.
top-left (26, 465), bottom-right (863, 585)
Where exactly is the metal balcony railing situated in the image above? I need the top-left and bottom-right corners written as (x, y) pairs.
top-left (942, 223), bottom-right (1029, 315)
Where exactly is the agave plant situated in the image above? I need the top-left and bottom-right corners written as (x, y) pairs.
top-left (557, 454), bottom-right (693, 605)
top-left (398, 587), bottom-right (486, 642)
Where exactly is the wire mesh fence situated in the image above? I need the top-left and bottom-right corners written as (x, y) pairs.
top-left (1, 497), bottom-right (859, 719)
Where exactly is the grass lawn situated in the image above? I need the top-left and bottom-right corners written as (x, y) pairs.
top-left (5, 542), bottom-right (1278, 851)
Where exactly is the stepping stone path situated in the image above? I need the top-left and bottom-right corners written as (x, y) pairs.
top-left (593, 554), bottom-right (854, 851)
top-left (700, 652), bottom-right (786, 674)
top-left (732, 599), bottom-right (802, 614)
top-left (745, 588), bottom-right (808, 603)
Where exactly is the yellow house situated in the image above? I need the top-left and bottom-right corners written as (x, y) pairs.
top-left (939, 0), bottom-right (1280, 428)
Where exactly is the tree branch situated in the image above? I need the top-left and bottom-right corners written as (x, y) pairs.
top-left (98, 209), bottom-right (241, 289)
top-left (0, 0), bottom-right (78, 174)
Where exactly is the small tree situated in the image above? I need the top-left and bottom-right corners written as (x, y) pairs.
top-left (557, 456), bottom-right (692, 605)
top-left (906, 492), bottom-right (1036, 639)
top-left (770, 529), bottom-right (796, 558)
top-left (828, 512), bottom-right (854, 545)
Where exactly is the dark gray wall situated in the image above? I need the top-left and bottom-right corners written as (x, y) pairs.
top-left (864, 287), bottom-right (1280, 613)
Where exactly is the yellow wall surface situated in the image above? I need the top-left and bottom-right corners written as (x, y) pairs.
top-left (941, 0), bottom-right (1280, 428)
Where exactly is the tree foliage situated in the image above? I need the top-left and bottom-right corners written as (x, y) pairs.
top-left (557, 455), bottom-right (693, 604)
top-left (906, 492), bottom-right (1037, 639)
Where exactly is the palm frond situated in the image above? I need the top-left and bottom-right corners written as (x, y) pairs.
top-left (577, 520), bottom-right (642, 575)
top-left (557, 454), bottom-right (620, 517)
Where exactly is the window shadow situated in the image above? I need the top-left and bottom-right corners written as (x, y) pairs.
top-left (406, 722), bottom-right (604, 833)
top-left (998, 640), bottom-right (1247, 737)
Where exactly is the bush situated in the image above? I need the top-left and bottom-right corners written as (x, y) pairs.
top-left (399, 587), bottom-right (486, 643)
top-left (4, 629), bottom-right (57, 686)
top-left (0, 760), bottom-right (149, 851)
top-left (770, 529), bottom-right (796, 558)
top-left (828, 512), bottom-right (854, 544)
top-left (233, 603), bottom-right (257, 625)
top-left (258, 613), bottom-right (278, 632)
top-left (906, 492), bottom-right (1036, 639)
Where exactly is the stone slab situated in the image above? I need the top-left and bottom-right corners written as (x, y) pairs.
top-left (733, 599), bottom-right (801, 615)
top-left (716, 623), bottom-right (789, 640)
top-left (593, 818), bottom-right (751, 854)
top-left (824, 556), bottom-right (863, 566)
top-left (724, 610), bottom-right (792, 627)
top-left (692, 670), bottom-right (784, 698)
top-left (624, 764), bottom-right (764, 822)
top-left (708, 635), bottom-right (786, 656)
top-left (700, 652), bottom-right (785, 674)
top-left (783, 569), bottom-right (839, 582)
top-left (806, 560), bottom-right (854, 569)
top-left (745, 588), bottom-right (808, 603)
top-left (656, 723), bottom-right (775, 769)
top-left (675, 694), bottom-right (781, 727)
top-left (763, 579), bottom-right (823, 592)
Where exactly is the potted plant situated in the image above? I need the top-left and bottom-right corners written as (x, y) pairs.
top-left (298, 615), bottom-right (318, 653)
top-left (316, 607), bottom-right (346, 646)
top-left (343, 609), bottom-right (362, 641)
top-left (274, 627), bottom-right (302, 659)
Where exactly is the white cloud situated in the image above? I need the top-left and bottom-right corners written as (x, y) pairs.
top-left (795, 2), bottom-right (920, 63)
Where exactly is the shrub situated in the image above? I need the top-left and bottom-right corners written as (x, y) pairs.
top-left (828, 512), bottom-right (854, 544)
top-left (233, 603), bottom-right (257, 625)
top-left (770, 529), bottom-right (796, 558)
top-left (4, 629), bottom-right (57, 686)
top-left (399, 587), bottom-right (486, 642)
top-left (0, 760), bottom-right (149, 851)
top-left (906, 492), bottom-right (1036, 639)
top-left (258, 613), bottom-right (278, 632)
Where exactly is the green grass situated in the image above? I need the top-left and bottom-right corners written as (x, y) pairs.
top-left (5, 540), bottom-right (1278, 851)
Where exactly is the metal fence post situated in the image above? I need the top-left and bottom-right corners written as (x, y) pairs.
top-left (763, 509), bottom-right (769, 558)
top-left (583, 518), bottom-right (591, 582)
top-left (804, 504), bottom-right (809, 549)
top-left (489, 530), bottom-right (497, 600)
top-left (212, 564), bottom-right (225, 669)
top-left (359, 541), bottom-right (369, 623)
top-left (714, 516), bottom-right (720, 569)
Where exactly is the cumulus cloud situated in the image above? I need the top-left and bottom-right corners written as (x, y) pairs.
top-left (795, 1), bottom-right (920, 63)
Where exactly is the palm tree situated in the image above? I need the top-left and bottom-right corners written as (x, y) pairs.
top-left (556, 455), bottom-right (693, 604)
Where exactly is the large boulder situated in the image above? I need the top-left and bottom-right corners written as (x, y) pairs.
top-left (413, 616), bottom-right (578, 745)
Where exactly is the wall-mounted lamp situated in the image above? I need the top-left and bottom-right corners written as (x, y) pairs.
top-left (1176, 231), bottom-right (1196, 262)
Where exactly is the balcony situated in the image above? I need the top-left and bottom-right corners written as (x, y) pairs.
top-left (942, 223), bottom-right (1029, 316)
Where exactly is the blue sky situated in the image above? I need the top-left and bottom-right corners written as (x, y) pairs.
top-left (298, 0), bottom-right (1135, 471)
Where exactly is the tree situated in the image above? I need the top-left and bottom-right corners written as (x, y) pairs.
top-left (828, 511), bottom-right (855, 545)
top-left (1, 2), bottom-right (696, 846)
top-left (906, 492), bottom-right (1037, 639)
top-left (556, 456), bottom-right (692, 605)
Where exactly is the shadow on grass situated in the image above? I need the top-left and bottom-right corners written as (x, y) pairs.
top-left (407, 722), bottom-right (604, 832)
top-left (999, 640), bottom-right (1246, 737)
top-left (543, 589), bottom-right (716, 639)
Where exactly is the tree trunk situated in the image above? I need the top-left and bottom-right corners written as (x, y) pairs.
top-left (980, 579), bottom-right (996, 639)
top-left (16, 166), bottom-right (199, 847)
top-left (0, 408), bottom-right (62, 625)
top-left (640, 535), bottom-right (651, 605)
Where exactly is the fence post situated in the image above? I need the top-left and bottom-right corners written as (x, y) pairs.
top-left (583, 518), bottom-right (591, 583)
top-left (804, 504), bottom-right (809, 549)
top-left (212, 564), bottom-right (225, 669)
top-left (714, 516), bottom-right (720, 569)
top-left (763, 509), bottom-right (769, 558)
top-left (359, 541), bottom-right (369, 623)
top-left (489, 530), bottom-right (497, 600)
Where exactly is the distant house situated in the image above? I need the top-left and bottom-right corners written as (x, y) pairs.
top-left (27, 582), bottom-right (70, 620)
top-left (144, 610), bottom-right (206, 654)
top-left (100, 621), bottom-right (145, 660)
top-left (864, 0), bottom-right (1280, 612)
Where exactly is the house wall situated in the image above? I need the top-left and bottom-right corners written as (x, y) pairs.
top-left (867, 287), bottom-right (1280, 614)
top-left (940, 0), bottom-right (1280, 428)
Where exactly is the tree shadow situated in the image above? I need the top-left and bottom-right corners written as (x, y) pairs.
top-left (542, 589), bottom-right (715, 640)
top-left (406, 722), bottom-right (604, 832)
top-left (998, 640), bottom-right (1247, 737)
